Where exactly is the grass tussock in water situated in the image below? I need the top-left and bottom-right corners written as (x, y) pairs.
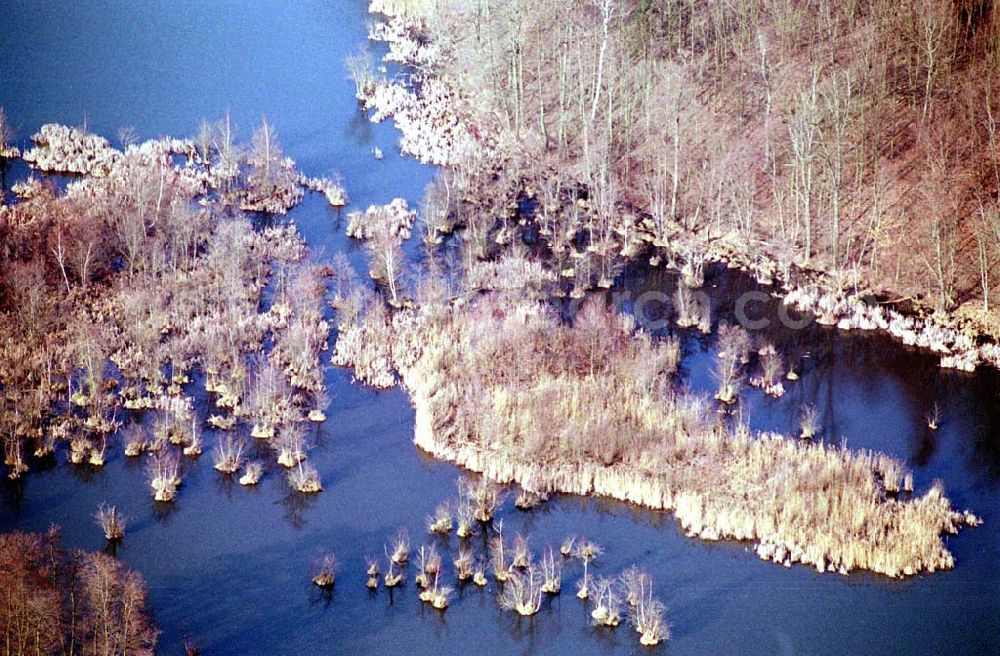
top-left (336, 292), bottom-right (977, 578)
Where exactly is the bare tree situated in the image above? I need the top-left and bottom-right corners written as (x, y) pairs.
top-left (820, 71), bottom-right (855, 270)
top-left (909, 0), bottom-right (956, 119)
top-left (367, 223), bottom-right (405, 306)
top-left (589, 0), bottom-right (617, 124)
top-left (788, 70), bottom-right (820, 261)
top-left (345, 46), bottom-right (375, 100)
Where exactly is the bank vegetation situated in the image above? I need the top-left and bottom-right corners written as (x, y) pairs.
top-left (362, 0), bottom-right (1000, 370)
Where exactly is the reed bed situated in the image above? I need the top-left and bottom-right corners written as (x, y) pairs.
top-left (337, 292), bottom-right (978, 578)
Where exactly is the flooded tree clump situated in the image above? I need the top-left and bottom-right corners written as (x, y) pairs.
top-left (0, 118), bottom-right (336, 498)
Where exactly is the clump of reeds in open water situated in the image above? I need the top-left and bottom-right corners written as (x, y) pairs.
top-left (239, 461), bottom-right (263, 486)
top-left (472, 558), bottom-right (488, 586)
top-left (590, 576), bottom-right (623, 627)
top-left (511, 533), bottom-right (531, 569)
top-left (390, 528), bottom-right (410, 565)
top-left (574, 539), bottom-right (602, 600)
top-left (455, 496), bottom-right (475, 539)
top-left (182, 416), bottom-right (203, 457)
top-left (429, 573), bottom-right (452, 610)
top-left (674, 284), bottom-right (711, 333)
top-left (427, 501), bottom-right (452, 534)
top-left (275, 425), bottom-right (307, 468)
top-left (623, 568), bottom-right (669, 645)
top-left (752, 342), bottom-right (785, 397)
top-left (619, 566), bottom-right (649, 608)
top-left (366, 556), bottom-right (380, 589)
top-left (415, 544), bottom-right (450, 609)
top-left (799, 403), bottom-right (821, 439)
top-left (123, 423), bottom-right (147, 457)
top-left (498, 565), bottom-right (543, 616)
top-left (414, 544), bottom-right (441, 589)
top-left (631, 594), bottom-right (669, 645)
top-left (453, 546), bottom-right (473, 582)
top-left (540, 547), bottom-right (561, 594)
top-left (383, 556), bottom-right (403, 588)
top-left (95, 503), bottom-right (125, 541)
top-left (312, 551), bottom-right (338, 588)
top-left (308, 391), bottom-right (331, 423)
top-left (490, 520), bottom-right (510, 582)
top-left (4, 435), bottom-right (27, 480)
top-left (287, 461), bottom-right (322, 493)
top-left (460, 476), bottom-right (501, 522)
top-left (147, 451), bottom-right (181, 502)
top-left (212, 434), bottom-right (244, 474)
top-left (926, 402), bottom-right (942, 430)
top-left (713, 323), bottom-right (747, 404)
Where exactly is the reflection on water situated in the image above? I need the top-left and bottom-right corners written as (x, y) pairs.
top-left (1, 2), bottom-right (998, 655)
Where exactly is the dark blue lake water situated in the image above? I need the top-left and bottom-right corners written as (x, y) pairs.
top-left (1, 2), bottom-right (997, 655)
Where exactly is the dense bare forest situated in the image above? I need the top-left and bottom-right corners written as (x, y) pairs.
top-left (0, 529), bottom-right (157, 655)
top-left (365, 0), bottom-right (1000, 335)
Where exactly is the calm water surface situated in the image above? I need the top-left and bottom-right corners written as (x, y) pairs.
top-left (1, 2), bottom-right (997, 655)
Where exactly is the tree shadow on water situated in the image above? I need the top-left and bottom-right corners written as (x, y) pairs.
top-left (278, 489), bottom-right (319, 530)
